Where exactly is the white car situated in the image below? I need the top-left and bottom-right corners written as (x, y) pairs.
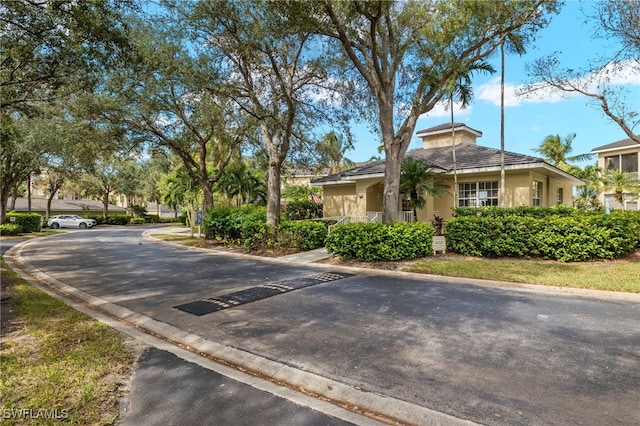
top-left (47, 215), bottom-right (97, 229)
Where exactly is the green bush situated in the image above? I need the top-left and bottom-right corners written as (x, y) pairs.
top-left (87, 214), bottom-right (131, 225)
top-left (6, 212), bottom-right (41, 233)
top-left (202, 206), bottom-right (267, 242)
top-left (245, 221), bottom-right (327, 252)
top-left (178, 212), bottom-right (188, 225)
top-left (284, 200), bottom-right (323, 220)
top-left (453, 205), bottom-right (576, 218)
top-left (279, 220), bottom-right (327, 250)
top-left (326, 222), bottom-right (434, 261)
top-left (144, 214), bottom-right (160, 223)
top-left (130, 217), bottom-right (145, 225)
top-left (0, 223), bottom-right (22, 235)
top-left (446, 207), bottom-right (639, 261)
top-left (203, 207), bottom-right (328, 252)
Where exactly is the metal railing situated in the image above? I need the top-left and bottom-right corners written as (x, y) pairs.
top-left (327, 211), bottom-right (414, 232)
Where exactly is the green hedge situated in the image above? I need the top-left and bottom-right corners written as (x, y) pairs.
top-left (87, 215), bottom-right (131, 225)
top-left (453, 205), bottom-right (576, 218)
top-left (326, 222), bottom-right (434, 261)
top-left (5, 212), bottom-right (42, 233)
top-left (203, 206), bottom-right (267, 242)
top-left (0, 223), bottom-right (22, 235)
top-left (284, 200), bottom-right (323, 220)
top-left (202, 206), bottom-right (327, 251)
top-left (446, 208), bottom-right (640, 262)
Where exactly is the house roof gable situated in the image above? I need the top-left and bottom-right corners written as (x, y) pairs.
top-left (591, 137), bottom-right (640, 153)
top-left (311, 144), bottom-right (582, 185)
top-left (415, 122), bottom-right (483, 138)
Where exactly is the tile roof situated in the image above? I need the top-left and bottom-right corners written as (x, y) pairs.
top-left (10, 197), bottom-right (126, 213)
top-left (311, 143), bottom-right (546, 184)
top-left (591, 137), bottom-right (640, 153)
top-left (415, 122), bottom-right (482, 136)
top-left (407, 144), bottom-right (543, 171)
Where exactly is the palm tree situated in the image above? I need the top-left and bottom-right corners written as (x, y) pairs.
top-left (316, 131), bottom-right (355, 174)
top-left (217, 162), bottom-right (267, 207)
top-left (533, 134), bottom-right (594, 172)
top-left (572, 164), bottom-right (602, 211)
top-left (446, 61), bottom-right (495, 209)
top-left (399, 157), bottom-right (449, 221)
top-left (602, 169), bottom-right (639, 209)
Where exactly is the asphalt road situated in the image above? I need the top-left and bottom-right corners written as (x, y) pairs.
top-left (6, 226), bottom-right (640, 425)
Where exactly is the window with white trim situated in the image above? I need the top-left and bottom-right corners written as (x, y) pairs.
top-left (458, 181), bottom-right (498, 207)
top-left (556, 187), bottom-right (564, 205)
top-left (606, 153), bottom-right (638, 173)
top-left (533, 181), bottom-right (542, 206)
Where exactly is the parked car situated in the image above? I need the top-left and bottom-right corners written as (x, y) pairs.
top-left (47, 215), bottom-right (97, 229)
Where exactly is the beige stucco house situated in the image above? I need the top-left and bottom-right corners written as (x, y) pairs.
top-left (311, 123), bottom-right (583, 221)
top-left (591, 137), bottom-right (640, 210)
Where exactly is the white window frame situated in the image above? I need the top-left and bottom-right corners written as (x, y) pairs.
top-left (556, 187), bottom-right (564, 205)
top-left (533, 181), bottom-right (542, 206)
top-left (457, 181), bottom-right (499, 207)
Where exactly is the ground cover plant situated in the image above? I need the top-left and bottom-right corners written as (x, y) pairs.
top-left (0, 258), bottom-right (136, 425)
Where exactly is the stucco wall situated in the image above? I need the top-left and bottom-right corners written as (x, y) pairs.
top-left (321, 169), bottom-right (581, 221)
top-left (421, 132), bottom-right (477, 148)
top-left (322, 184), bottom-right (357, 217)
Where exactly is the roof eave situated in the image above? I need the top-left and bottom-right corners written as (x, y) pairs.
top-left (311, 172), bottom-right (385, 186)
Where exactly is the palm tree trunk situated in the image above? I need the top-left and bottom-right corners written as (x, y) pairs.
top-left (500, 41), bottom-right (506, 207)
top-left (451, 98), bottom-right (457, 210)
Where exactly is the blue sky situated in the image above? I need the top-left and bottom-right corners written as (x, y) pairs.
top-left (346, 1), bottom-right (640, 166)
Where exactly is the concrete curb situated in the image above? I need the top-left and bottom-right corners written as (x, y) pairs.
top-left (6, 238), bottom-right (477, 426)
top-left (143, 230), bottom-right (640, 302)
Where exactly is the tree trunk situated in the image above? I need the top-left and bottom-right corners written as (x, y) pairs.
top-left (500, 42), bottom-right (506, 207)
top-left (27, 174), bottom-right (32, 213)
top-left (202, 183), bottom-right (214, 213)
top-left (46, 193), bottom-right (54, 220)
top-left (451, 99), bottom-right (458, 210)
top-left (261, 123), bottom-right (284, 227)
top-left (102, 192), bottom-right (109, 219)
top-left (266, 160), bottom-right (281, 227)
top-left (0, 187), bottom-right (9, 224)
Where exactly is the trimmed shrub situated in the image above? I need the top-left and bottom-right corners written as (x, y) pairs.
top-left (87, 214), bottom-right (131, 225)
top-left (202, 206), bottom-right (267, 242)
top-left (279, 220), bottom-right (327, 250)
top-left (446, 207), bottom-right (639, 261)
top-left (6, 212), bottom-right (41, 233)
top-left (453, 205), bottom-right (576, 218)
top-left (130, 217), bottom-right (145, 225)
top-left (284, 200), bottom-right (323, 220)
top-left (203, 207), bottom-right (328, 252)
top-left (145, 214), bottom-right (160, 223)
top-left (326, 222), bottom-right (434, 261)
top-left (0, 223), bottom-right (22, 236)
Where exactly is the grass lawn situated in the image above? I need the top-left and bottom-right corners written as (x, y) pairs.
top-left (404, 255), bottom-right (640, 293)
top-left (0, 258), bottom-right (136, 425)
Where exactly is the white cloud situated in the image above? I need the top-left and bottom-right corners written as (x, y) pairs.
top-left (420, 100), bottom-right (474, 119)
top-left (477, 60), bottom-right (640, 108)
top-left (477, 77), bottom-right (566, 107)
top-left (590, 59), bottom-right (640, 85)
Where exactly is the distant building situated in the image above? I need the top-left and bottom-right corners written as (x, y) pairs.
top-left (9, 197), bottom-right (126, 216)
top-left (591, 137), bottom-right (640, 210)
